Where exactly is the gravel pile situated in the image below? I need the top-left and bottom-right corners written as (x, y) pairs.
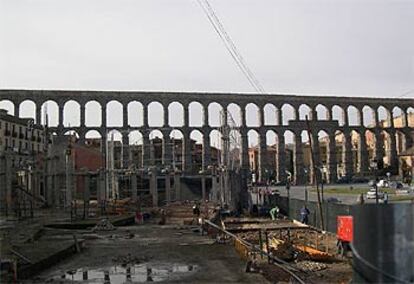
top-left (295, 260), bottom-right (327, 272)
top-left (92, 218), bottom-right (116, 231)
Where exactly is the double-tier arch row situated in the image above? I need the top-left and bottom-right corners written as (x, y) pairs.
top-left (1, 89), bottom-right (412, 184)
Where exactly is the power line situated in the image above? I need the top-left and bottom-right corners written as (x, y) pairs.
top-left (197, 0), bottom-right (266, 93)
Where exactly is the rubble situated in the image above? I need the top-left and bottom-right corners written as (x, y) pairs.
top-left (92, 218), bottom-right (116, 232)
top-left (295, 260), bottom-right (327, 272)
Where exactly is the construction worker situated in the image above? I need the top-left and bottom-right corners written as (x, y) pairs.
top-left (269, 205), bottom-right (279, 220)
top-left (299, 205), bottom-right (310, 224)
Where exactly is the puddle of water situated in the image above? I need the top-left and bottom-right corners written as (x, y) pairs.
top-left (49, 263), bottom-right (197, 283)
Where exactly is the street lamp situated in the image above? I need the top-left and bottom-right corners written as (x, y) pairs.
top-left (370, 161), bottom-right (379, 204)
top-left (285, 170), bottom-right (292, 218)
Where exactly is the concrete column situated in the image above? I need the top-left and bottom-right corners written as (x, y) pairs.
top-left (294, 134), bottom-right (305, 184)
top-left (241, 128), bottom-right (249, 169)
top-left (5, 155), bottom-right (12, 215)
top-left (184, 132), bottom-right (193, 173)
top-left (97, 170), bottom-right (105, 204)
top-left (202, 132), bottom-right (211, 169)
top-left (165, 173), bottom-right (171, 204)
top-left (80, 105), bottom-right (85, 127)
top-left (174, 173), bottom-right (181, 201)
top-left (276, 134), bottom-right (286, 182)
top-left (150, 171), bottom-right (158, 207)
top-left (359, 132), bottom-right (369, 174)
top-left (258, 133), bottom-right (267, 182)
top-left (240, 106), bottom-right (246, 127)
top-left (343, 130), bottom-right (354, 177)
top-left (131, 173), bottom-right (137, 202)
top-left (328, 133), bottom-right (337, 183)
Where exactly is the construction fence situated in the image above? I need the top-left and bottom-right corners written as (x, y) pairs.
top-left (269, 195), bottom-right (352, 233)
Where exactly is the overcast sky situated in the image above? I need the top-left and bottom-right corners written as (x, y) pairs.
top-left (1, 0), bottom-right (414, 98)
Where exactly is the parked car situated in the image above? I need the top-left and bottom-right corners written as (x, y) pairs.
top-left (337, 176), bottom-right (352, 184)
top-left (376, 179), bottom-right (389, 188)
top-left (366, 188), bottom-right (384, 199)
top-left (389, 181), bottom-right (403, 189)
top-left (352, 176), bottom-right (369, 183)
top-left (326, 197), bottom-right (341, 203)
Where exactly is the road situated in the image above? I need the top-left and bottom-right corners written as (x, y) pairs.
top-left (271, 184), bottom-right (414, 205)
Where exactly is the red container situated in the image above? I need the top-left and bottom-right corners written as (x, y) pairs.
top-left (337, 215), bottom-right (353, 242)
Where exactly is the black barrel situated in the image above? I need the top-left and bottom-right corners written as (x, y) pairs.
top-left (352, 204), bottom-right (414, 283)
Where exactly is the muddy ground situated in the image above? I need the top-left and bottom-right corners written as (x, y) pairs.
top-left (26, 224), bottom-right (268, 283)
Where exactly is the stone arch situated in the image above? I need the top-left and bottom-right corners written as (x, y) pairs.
top-left (168, 102), bottom-right (184, 127)
top-left (347, 105), bottom-right (361, 126)
top-left (247, 129), bottom-right (260, 178)
top-left (190, 130), bottom-right (204, 172)
top-left (265, 130), bottom-right (278, 181)
top-left (263, 103), bottom-right (279, 126)
top-left (332, 105), bottom-right (345, 126)
top-left (170, 129), bottom-right (184, 170)
top-left (0, 100), bottom-right (15, 115)
top-left (19, 100), bottom-right (36, 122)
top-left (317, 130), bottom-right (330, 180)
top-left (362, 105), bottom-right (376, 128)
top-left (316, 104), bottom-right (329, 121)
top-left (365, 129), bottom-right (376, 165)
top-left (208, 102), bottom-right (223, 127)
top-left (392, 106), bottom-right (406, 128)
top-left (64, 130), bottom-right (80, 144)
top-left (281, 104), bottom-right (295, 126)
top-left (63, 100), bottom-right (80, 127)
top-left (245, 103), bottom-right (261, 127)
top-left (335, 130), bottom-right (345, 177)
top-left (106, 100), bottom-right (123, 127)
top-left (395, 130), bottom-right (406, 155)
top-left (298, 104), bottom-right (312, 120)
top-left (350, 130), bottom-right (361, 174)
top-left (189, 101), bottom-right (204, 127)
top-left (381, 130), bottom-right (392, 168)
top-left (228, 129), bottom-right (242, 169)
top-left (377, 106), bottom-right (391, 127)
top-left (209, 129), bottom-right (222, 165)
top-left (85, 101), bottom-right (102, 127)
top-left (40, 100), bottom-right (59, 127)
top-left (149, 129), bottom-right (164, 166)
top-left (227, 103), bottom-right (242, 126)
top-left (85, 130), bottom-right (102, 148)
top-left (128, 130), bottom-right (143, 168)
top-left (148, 102), bottom-right (164, 127)
top-left (407, 107), bottom-right (414, 127)
top-left (283, 130), bottom-right (295, 179)
top-left (107, 129), bottom-right (123, 169)
top-left (127, 101), bottom-right (143, 127)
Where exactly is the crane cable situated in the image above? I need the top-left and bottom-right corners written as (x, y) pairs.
top-left (196, 0), bottom-right (266, 93)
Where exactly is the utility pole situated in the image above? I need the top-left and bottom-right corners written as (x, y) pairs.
top-left (305, 116), bottom-right (325, 230)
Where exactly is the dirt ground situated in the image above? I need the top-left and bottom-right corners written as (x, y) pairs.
top-left (26, 224), bottom-right (269, 283)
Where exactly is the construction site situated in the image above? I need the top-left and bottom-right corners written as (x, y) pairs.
top-left (1, 100), bottom-right (413, 283)
top-left (1, 1), bottom-right (414, 282)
